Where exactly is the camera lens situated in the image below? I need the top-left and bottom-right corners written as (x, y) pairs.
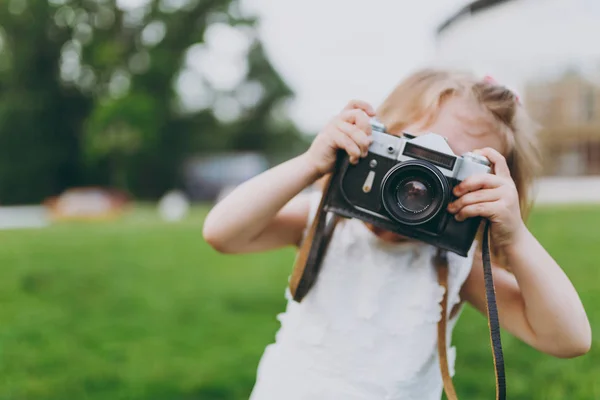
top-left (380, 160), bottom-right (449, 225)
top-left (396, 179), bottom-right (434, 213)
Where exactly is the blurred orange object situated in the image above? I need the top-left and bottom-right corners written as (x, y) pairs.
top-left (44, 187), bottom-right (130, 221)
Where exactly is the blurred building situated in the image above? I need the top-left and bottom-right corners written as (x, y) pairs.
top-left (433, 0), bottom-right (600, 176)
top-left (524, 71), bottom-right (600, 176)
top-left (183, 152), bottom-right (269, 202)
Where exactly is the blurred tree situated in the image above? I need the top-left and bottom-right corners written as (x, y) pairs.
top-left (0, 0), bottom-right (306, 203)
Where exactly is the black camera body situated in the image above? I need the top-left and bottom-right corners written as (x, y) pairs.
top-left (322, 118), bottom-right (492, 256)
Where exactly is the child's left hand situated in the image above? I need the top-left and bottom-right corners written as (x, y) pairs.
top-left (447, 147), bottom-right (527, 248)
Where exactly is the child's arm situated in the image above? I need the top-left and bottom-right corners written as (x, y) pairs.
top-left (449, 147), bottom-right (591, 358)
top-left (202, 100), bottom-right (376, 254)
top-left (464, 231), bottom-right (591, 358)
top-left (202, 154), bottom-right (318, 253)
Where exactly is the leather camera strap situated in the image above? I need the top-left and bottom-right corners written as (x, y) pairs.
top-left (434, 249), bottom-right (459, 400)
top-left (481, 220), bottom-right (506, 400)
top-left (289, 189), bottom-right (506, 400)
top-left (289, 174), bottom-right (340, 302)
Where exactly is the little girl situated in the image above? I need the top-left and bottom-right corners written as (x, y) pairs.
top-left (202, 69), bottom-right (591, 400)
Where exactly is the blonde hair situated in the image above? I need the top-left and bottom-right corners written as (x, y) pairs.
top-left (376, 68), bottom-right (542, 223)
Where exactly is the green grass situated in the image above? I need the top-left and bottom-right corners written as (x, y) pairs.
top-left (0, 204), bottom-right (598, 399)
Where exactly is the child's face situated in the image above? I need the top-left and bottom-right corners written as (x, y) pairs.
top-left (366, 95), bottom-right (508, 243)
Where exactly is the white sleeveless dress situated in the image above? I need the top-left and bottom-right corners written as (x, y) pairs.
top-left (249, 191), bottom-right (477, 400)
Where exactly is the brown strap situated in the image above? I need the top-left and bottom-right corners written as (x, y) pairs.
top-left (435, 249), bottom-right (459, 400)
top-left (289, 175), bottom-right (340, 301)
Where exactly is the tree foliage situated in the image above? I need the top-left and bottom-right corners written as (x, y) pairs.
top-left (0, 0), bottom-right (306, 204)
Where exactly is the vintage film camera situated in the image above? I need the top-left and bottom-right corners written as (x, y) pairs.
top-left (323, 118), bottom-right (492, 256)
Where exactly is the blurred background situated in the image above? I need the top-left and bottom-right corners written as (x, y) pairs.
top-left (1, 0), bottom-right (599, 399)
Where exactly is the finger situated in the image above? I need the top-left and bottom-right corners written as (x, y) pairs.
top-left (340, 109), bottom-right (372, 136)
top-left (342, 99), bottom-right (376, 116)
top-left (454, 201), bottom-right (501, 222)
top-left (453, 174), bottom-right (505, 197)
top-left (447, 188), bottom-right (502, 214)
top-left (340, 109), bottom-right (371, 135)
top-left (334, 133), bottom-right (362, 164)
top-left (354, 109), bottom-right (372, 135)
top-left (474, 147), bottom-right (511, 178)
top-left (336, 120), bottom-right (372, 156)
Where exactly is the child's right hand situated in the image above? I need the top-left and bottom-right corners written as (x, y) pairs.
top-left (305, 100), bottom-right (376, 176)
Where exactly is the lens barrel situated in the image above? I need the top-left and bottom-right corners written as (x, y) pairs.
top-left (380, 160), bottom-right (450, 225)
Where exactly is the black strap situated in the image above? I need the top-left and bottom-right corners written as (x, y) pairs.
top-left (294, 209), bottom-right (339, 301)
top-left (289, 175), bottom-right (340, 302)
top-left (482, 219), bottom-right (506, 400)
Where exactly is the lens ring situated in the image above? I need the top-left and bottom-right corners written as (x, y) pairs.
top-left (381, 160), bottom-right (449, 226)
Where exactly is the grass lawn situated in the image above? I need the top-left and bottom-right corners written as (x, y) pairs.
top-left (0, 204), bottom-right (598, 399)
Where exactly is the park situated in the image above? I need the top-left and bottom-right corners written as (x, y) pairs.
top-left (0, 0), bottom-right (599, 399)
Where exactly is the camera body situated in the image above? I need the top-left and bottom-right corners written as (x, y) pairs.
top-left (323, 119), bottom-right (492, 256)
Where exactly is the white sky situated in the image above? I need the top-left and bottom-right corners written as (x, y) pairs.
top-left (240, 0), bottom-right (472, 132)
top-left (117, 0), bottom-right (600, 133)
